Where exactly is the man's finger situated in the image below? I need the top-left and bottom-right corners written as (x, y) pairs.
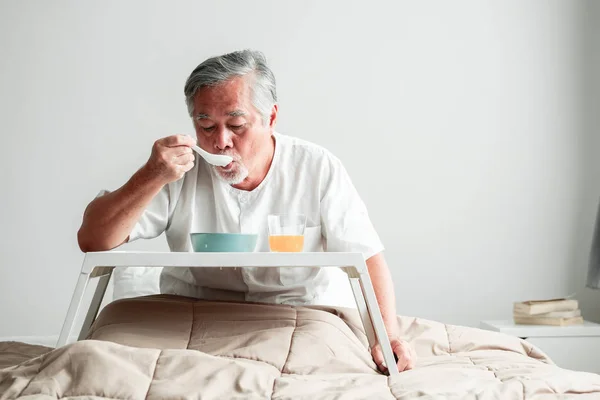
top-left (371, 345), bottom-right (386, 372)
top-left (391, 339), bottom-right (415, 372)
top-left (174, 146), bottom-right (193, 156)
top-left (395, 352), bottom-right (410, 372)
top-left (162, 146), bottom-right (193, 161)
top-left (161, 134), bottom-right (196, 148)
top-left (174, 153), bottom-right (195, 165)
top-left (181, 161), bottom-right (195, 173)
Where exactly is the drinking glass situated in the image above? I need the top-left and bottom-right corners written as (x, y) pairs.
top-left (267, 214), bottom-right (306, 252)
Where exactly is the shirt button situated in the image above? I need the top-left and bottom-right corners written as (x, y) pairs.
top-left (239, 195), bottom-right (248, 204)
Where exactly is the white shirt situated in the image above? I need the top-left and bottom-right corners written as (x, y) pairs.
top-left (117, 132), bottom-right (384, 307)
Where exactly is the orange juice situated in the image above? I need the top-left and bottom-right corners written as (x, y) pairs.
top-left (269, 235), bottom-right (304, 252)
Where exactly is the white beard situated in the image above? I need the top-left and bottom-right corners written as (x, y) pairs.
top-left (213, 161), bottom-right (249, 185)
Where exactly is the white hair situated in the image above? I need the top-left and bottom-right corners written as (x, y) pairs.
top-left (184, 49), bottom-right (277, 126)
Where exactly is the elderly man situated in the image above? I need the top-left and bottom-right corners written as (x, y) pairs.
top-left (77, 49), bottom-right (415, 372)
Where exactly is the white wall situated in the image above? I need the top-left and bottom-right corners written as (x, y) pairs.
top-left (0, 0), bottom-right (595, 338)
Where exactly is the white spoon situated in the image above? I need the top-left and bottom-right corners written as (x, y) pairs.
top-left (190, 143), bottom-right (233, 167)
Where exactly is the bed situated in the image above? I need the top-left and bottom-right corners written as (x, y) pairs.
top-left (2, 294), bottom-right (600, 399)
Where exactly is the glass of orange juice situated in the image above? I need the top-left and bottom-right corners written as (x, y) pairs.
top-left (267, 213), bottom-right (306, 252)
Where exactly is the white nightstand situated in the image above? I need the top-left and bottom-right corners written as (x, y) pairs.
top-left (480, 320), bottom-right (600, 374)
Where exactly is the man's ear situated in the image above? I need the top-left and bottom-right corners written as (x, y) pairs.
top-left (268, 104), bottom-right (278, 129)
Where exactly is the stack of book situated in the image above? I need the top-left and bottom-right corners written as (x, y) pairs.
top-left (513, 297), bottom-right (584, 326)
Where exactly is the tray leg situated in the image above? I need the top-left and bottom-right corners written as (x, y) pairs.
top-left (358, 272), bottom-right (399, 376)
top-left (349, 277), bottom-right (377, 348)
top-left (78, 272), bottom-right (112, 340)
top-left (56, 272), bottom-right (90, 347)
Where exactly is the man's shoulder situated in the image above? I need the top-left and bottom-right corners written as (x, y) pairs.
top-left (275, 132), bottom-right (340, 164)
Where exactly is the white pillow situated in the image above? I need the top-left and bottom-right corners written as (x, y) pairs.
top-left (112, 236), bottom-right (168, 300)
top-left (112, 266), bottom-right (162, 300)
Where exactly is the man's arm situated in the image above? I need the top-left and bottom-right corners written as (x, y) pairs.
top-left (77, 134), bottom-right (196, 252)
top-left (366, 252), bottom-right (416, 372)
top-left (315, 153), bottom-right (415, 371)
top-left (78, 166), bottom-right (165, 252)
top-left (366, 252), bottom-right (399, 336)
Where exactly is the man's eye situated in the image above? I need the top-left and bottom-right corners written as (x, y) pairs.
top-left (202, 126), bottom-right (215, 132)
top-left (230, 125), bottom-right (244, 130)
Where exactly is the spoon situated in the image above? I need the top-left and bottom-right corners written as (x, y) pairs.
top-left (190, 142), bottom-right (233, 167)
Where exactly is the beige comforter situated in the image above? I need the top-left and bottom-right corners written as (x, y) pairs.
top-left (1, 295), bottom-right (600, 399)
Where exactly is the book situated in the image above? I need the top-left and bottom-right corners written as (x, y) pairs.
top-left (513, 315), bottom-right (584, 326)
top-left (513, 309), bottom-right (581, 319)
top-left (513, 298), bottom-right (579, 316)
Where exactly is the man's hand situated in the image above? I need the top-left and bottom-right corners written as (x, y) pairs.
top-left (371, 337), bottom-right (416, 373)
top-left (364, 253), bottom-right (416, 372)
top-left (144, 134), bottom-right (196, 184)
top-left (77, 134), bottom-right (196, 252)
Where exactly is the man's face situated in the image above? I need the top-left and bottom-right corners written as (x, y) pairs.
top-left (192, 76), bottom-right (276, 185)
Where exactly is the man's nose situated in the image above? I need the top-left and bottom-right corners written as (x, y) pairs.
top-left (214, 127), bottom-right (233, 151)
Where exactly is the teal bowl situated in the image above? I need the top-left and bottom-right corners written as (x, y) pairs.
top-left (190, 233), bottom-right (258, 252)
